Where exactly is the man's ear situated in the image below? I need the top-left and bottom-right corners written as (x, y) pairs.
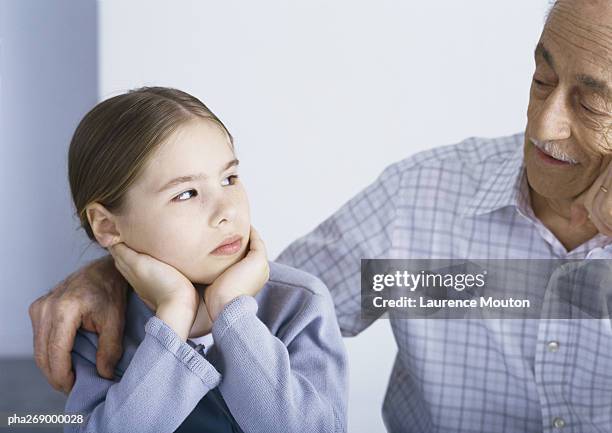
top-left (86, 203), bottom-right (122, 248)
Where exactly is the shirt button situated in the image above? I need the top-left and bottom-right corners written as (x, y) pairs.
top-left (552, 417), bottom-right (566, 429)
top-left (547, 341), bottom-right (560, 352)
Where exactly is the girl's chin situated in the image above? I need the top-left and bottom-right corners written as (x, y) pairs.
top-left (185, 251), bottom-right (246, 285)
top-left (189, 268), bottom-right (225, 286)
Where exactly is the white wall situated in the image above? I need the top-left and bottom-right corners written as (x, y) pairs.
top-left (98, 1), bottom-right (549, 431)
top-left (2, 1), bottom-right (550, 431)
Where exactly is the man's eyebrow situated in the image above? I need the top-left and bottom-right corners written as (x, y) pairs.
top-left (535, 42), bottom-right (555, 69)
top-left (576, 74), bottom-right (611, 98)
top-left (156, 159), bottom-right (239, 193)
top-left (535, 43), bottom-right (611, 99)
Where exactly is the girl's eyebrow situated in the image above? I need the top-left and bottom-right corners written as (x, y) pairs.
top-left (156, 158), bottom-right (239, 193)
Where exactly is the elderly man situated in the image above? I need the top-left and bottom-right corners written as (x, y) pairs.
top-left (29, 0), bottom-right (612, 431)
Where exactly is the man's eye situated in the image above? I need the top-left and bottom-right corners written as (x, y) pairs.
top-left (174, 189), bottom-right (198, 202)
top-left (533, 78), bottom-right (550, 87)
top-left (221, 175), bottom-right (239, 186)
top-left (580, 102), bottom-right (604, 116)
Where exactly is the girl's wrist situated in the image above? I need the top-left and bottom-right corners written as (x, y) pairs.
top-left (156, 299), bottom-right (198, 341)
top-left (204, 291), bottom-right (237, 322)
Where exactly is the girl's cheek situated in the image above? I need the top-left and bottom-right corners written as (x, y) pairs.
top-left (236, 188), bottom-right (251, 215)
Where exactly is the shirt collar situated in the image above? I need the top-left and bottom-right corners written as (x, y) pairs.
top-left (460, 137), bottom-right (612, 254)
top-left (461, 140), bottom-right (526, 217)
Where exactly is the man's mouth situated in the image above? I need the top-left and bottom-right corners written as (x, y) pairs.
top-left (531, 138), bottom-right (579, 166)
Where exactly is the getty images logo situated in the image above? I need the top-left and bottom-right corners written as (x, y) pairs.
top-left (371, 269), bottom-right (488, 292)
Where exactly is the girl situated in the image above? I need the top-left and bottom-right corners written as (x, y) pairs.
top-left (64, 87), bottom-right (347, 433)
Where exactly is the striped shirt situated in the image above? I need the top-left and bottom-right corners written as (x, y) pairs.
top-left (276, 132), bottom-right (612, 433)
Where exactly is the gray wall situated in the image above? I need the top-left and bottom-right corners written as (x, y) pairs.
top-left (0, 0), bottom-right (100, 357)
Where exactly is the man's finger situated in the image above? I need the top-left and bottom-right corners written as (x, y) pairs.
top-left (571, 156), bottom-right (612, 219)
top-left (590, 161), bottom-right (612, 235)
top-left (29, 297), bottom-right (54, 388)
top-left (47, 304), bottom-right (80, 393)
top-left (95, 314), bottom-right (125, 380)
top-left (574, 158), bottom-right (610, 204)
top-left (569, 169), bottom-right (605, 228)
top-left (569, 203), bottom-right (590, 228)
top-left (589, 199), bottom-right (612, 237)
top-left (575, 164), bottom-right (612, 235)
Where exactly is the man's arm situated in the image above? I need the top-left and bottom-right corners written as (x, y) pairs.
top-left (28, 254), bottom-right (127, 393)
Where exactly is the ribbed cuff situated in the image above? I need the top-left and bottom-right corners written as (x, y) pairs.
top-left (212, 295), bottom-right (259, 342)
top-left (145, 316), bottom-right (221, 387)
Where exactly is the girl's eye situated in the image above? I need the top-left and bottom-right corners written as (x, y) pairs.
top-left (221, 174), bottom-right (239, 186)
top-left (174, 189), bottom-right (198, 202)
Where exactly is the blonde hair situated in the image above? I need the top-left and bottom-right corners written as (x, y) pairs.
top-left (68, 86), bottom-right (233, 240)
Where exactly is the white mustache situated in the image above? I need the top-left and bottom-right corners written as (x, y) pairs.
top-left (531, 138), bottom-right (579, 164)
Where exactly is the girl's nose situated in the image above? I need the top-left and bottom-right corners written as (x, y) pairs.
top-left (210, 195), bottom-right (237, 227)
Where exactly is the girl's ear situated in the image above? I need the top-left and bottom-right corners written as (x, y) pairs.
top-left (86, 203), bottom-right (122, 248)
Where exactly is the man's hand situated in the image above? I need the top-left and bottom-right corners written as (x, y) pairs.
top-left (28, 255), bottom-right (127, 394)
top-left (204, 226), bottom-right (270, 321)
top-left (570, 156), bottom-right (612, 236)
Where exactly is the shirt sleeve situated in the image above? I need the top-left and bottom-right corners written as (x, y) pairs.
top-left (211, 292), bottom-right (348, 433)
top-left (64, 316), bottom-right (221, 433)
top-left (275, 162), bottom-right (403, 336)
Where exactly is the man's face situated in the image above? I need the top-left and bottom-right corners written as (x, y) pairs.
top-left (524, 0), bottom-right (612, 204)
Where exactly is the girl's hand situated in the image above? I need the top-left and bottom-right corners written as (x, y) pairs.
top-left (204, 227), bottom-right (270, 321)
top-left (108, 243), bottom-right (199, 339)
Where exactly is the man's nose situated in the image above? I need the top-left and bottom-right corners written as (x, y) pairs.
top-left (530, 87), bottom-right (572, 142)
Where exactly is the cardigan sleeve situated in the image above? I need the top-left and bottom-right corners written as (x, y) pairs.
top-left (211, 288), bottom-right (348, 433)
top-left (64, 316), bottom-right (221, 433)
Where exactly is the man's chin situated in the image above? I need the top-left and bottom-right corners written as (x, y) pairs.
top-left (525, 156), bottom-right (587, 201)
top-left (527, 176), bottom-right (578, 202)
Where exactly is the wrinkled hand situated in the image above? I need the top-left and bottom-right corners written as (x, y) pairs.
top-left (28, 255), bottom-right (128, 394)
top-left (108, 243), bottom-right (199, 313)
top-left (570, 156), bottom-right (612, 236)
top-left (204, 227), bottom-right (270, 321)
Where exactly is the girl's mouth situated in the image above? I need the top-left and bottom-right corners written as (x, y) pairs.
top-left (210, 235), bottom-right (242, 256)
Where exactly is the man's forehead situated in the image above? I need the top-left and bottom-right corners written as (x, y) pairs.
top-left (549, 0), bottom-right (612, 21)
top-left (546, 0), bottom-right (612, 56)
top-left (542, 0), bottom-right (612, 77)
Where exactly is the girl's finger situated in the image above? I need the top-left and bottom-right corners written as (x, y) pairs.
top-left (107, 245), bottom-right (122, 267)
top-left (111, 243), bottom-right (140, 268)
top-left (248, 226), bottom-right (268, 258)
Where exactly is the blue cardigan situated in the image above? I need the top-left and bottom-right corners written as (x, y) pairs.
top-left (64, 262), bottom-right (348, 432)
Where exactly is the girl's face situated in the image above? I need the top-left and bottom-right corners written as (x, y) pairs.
top-left (114, 118), bottom-right (251, 284)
